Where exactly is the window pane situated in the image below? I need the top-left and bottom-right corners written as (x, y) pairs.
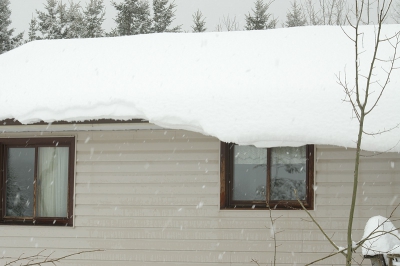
top-left (37, 147), bottom-right (69, 217)
top-left (232, 145), bottom-right (267, 201)
top-left (6, 148), bottom-right (35, 217)
top-left (271, 146), bottom-right (307, 201)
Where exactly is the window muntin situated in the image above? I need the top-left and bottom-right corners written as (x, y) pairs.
top-left (221, 143), bottom-right (314, 210)
top-left (1, 138), bottom-right (74, 225)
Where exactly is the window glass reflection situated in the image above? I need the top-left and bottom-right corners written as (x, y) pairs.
top-left (6, 148), bottom-right (35, 217)
top-left (271, 146), bottom-right (307, 200)
top-left (232, 145), bottom-right (267, 201)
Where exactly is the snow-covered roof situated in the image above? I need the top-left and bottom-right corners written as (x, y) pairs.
top-left (0, 25), bottom-right (399, 152)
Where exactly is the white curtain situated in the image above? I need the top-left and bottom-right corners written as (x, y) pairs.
top-left (271, 146), bottom-right (306, 165)
top-left (37, 147), bottom-right (69, 217)
top-left (234, 145), bottom-right (267, 164)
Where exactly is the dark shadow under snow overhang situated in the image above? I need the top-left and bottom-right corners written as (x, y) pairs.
top-left (0, 118), bottom-right (148, 126)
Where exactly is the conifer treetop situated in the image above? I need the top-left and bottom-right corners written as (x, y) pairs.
top-left (152, 0), bottom-right (181, 33)
top-left (82, 0), bottom-right (106, 38)
top-left (191, 9), bottom-right (206, 32)
top-left (112, 0), bottom-right (152, 36)
top-left (245, 0), bottom-right (277, 30)
top-left (0, 0), bottom-right (23, 54)
top-left (285, 0), bottom-right (307, 27)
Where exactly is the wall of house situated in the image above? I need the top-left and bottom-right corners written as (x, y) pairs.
top-left (0, 129), bottom-right (399, 265)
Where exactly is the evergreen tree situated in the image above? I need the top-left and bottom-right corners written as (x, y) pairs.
top-left (27, 17), bottom-right (39, 42)
top-left (0, 0), bottom-right (23, 54)
top-left (112, 0), bottom-right (152, 36)
top-left (56, 1), bottom-right (69, 38)
top-left (64, 1), bottom-right (85, 39)
top-left (191, 9), bottom-right (206, 32)
top-left (152, 0), bottom-right (181, 33)
top-left (244, 0), bottom-right (277, 30)
top-left (285, 0), bottom-right (307, 27)
top-left (6, 168), bottom-right (28, 217)
top-left (105, 28), bottom-right (119, 37)
top-left (33, 0), bottom-right (84, 40)
top-left (82, 0), bottom-right (106, 38)
top-left (31, 0), bottom-right (105, 40)
top-left (36, 0), bottom-right (59, 39)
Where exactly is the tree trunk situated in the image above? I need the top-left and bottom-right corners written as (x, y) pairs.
top-left (346, 111), bottom-right (365, 266)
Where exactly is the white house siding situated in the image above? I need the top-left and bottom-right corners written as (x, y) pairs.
top-left (0, 130), bottom-right (399, 266)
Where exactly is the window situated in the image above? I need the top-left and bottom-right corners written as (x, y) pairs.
top-left (0, 138), bottom-right (74, 225)
top-left (220, 143), bottom-right (314, 210)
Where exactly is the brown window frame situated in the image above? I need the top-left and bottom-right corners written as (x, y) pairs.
top-left (220, 143), bottom-right (314, 210)
top-left (0, 137), bottom-right (75, 226)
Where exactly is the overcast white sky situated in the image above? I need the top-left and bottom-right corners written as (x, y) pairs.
top-left (9, 0), bottom-right (293, 35)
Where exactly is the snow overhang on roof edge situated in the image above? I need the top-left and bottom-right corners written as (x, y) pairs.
top-left (1, 25), bottom-right (400, 152)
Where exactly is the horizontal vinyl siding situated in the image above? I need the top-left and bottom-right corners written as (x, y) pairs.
top-left (311, 145), bottom-right (400, 265)
top-left (0, 131), bottom-right (399, 265)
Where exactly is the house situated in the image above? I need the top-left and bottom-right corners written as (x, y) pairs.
top-left (0, 25), bottom-right (399, 265)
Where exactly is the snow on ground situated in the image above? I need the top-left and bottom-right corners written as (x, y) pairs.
top-left (0, 25), bottom-right (399, 152)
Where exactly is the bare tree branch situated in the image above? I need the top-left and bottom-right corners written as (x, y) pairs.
top-left (215, 15), bottom-right (239, 32)
top-left (363, 122), bottom-right (400, 136)
top-left (2, 249), bottom-right (103, 266)
top-left (360, 139), bottom-right (400, 158)
top-left (365, 32), bottom-right (400, 115)
top-left (306, 249), bottom-right (348, 266)
top-left (295, 191), bottom-right (346, 256)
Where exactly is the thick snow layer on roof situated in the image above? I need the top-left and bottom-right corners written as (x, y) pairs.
top-left (0, 25), bottom-right (399, 152)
